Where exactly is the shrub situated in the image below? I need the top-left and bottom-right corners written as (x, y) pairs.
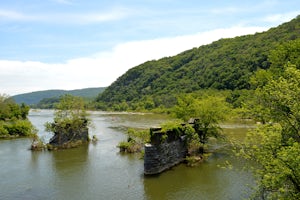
top-left (117, 140), bottom-right (142, 153)
top-left (0, 122), bottom-right (9, 136)
top-left (185, 155), bottom-right (203, 167)
top-left (2, 120), bottom-right (36, 137)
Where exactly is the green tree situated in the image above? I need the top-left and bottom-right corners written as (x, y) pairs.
top-left (20, 103), bottom-right (30, 119)
top-left (236, 64), bottom-right (300, 199)
top-left (268, 39), bottom-right (300, 76)
top-left (45, 94), bottom-right (90, 137)
top-left (0, 94), bottom-right (36, 137)
top-left (172, 94), bottom-right (229, 144)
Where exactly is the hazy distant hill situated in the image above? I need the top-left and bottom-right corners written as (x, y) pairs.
top-left (13, 87), bottom-right (106, 105)
top-left (97, 16), bottom-right (300, 105)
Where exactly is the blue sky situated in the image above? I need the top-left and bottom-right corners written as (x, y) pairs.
top-left (0, 0), bottom-right (299, 95)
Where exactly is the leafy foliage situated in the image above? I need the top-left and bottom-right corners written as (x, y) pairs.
top-left (184, 124), bottom-right (201, 156)
top-left (45, 94), bottom-right (90, 136)
top-left (160, 119), bottom-right (184, 133)
top-left (0, 95), bottom-right (29, 121)
top-left (235, 41), bottom-right (300, 199)
top-left (172, 94), bottom-right (230, 144)
top-left (238, 124), bottom-right (300, 199)
top-left (117, 128), bottom-right (150, 153)
top-left (126, 128), bottom-right (150, 144)
top-left (0, 94), bottom-right (36, 137)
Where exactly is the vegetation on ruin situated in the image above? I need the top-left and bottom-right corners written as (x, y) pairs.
top-left (43, 94), bottom-right (91, 150)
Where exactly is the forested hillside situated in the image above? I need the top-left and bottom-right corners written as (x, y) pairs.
top-left (96, 16), bottom-right (300, 109)
top-left (13, 87), bottom-right (106, 105)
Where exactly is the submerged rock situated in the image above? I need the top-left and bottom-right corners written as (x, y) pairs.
top-left (30, 138), bottom-right (46, 151)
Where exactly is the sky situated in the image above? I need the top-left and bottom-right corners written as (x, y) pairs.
top-left (0, 0), bottom-right (299, 96)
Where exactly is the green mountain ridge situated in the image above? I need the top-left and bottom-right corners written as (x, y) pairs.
top-left (97, 15), bottom-right (300, 107)
top-left (13, 87), bottom-right (106, 105)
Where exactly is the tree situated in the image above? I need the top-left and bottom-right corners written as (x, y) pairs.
top-left (0, 94), bottom-right (36, 137)
top-left (172, 94), bottom-right (229, 144)
top-left (54, 94), bottom-right (87, 122)
top-left (237, 123), bottom-right (299, 199)
top-left (20, 103), bottom-right (30, 119)
top-left (237, 39), bottom-right (300, 198)
top-left (236, 64), bottom-right (300, 199)
top-left (268, 39), bottom-right (300, 76)
top-left (45, 94), bottom-right (90, 147)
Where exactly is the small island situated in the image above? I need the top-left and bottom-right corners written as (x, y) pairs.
top-left (31, 94), bottom-right (91, 150)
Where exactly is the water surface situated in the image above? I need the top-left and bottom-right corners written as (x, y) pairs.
top-left (0, 110), bottom-right (254, 200)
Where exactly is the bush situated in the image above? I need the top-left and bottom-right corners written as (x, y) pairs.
top-left (0, 122), bottom-right (9, 136)
top-left (117, 140), bottom-right (142, 153)
top-left (127, 128), bottom-right (150, 144)
top-left (1, 120), bottom-right (37, 137)
top-left (118, 141), bottom-right (131, 152)
top-left (185, 155), bottom-right (203, 167)
top-left (4, 120), bottom-right (37, 137)
top-left (31, 136), bottom-right (46, 151)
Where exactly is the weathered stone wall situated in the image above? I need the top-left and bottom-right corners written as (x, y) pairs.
top-left (144, 135), bottom-right (187, 175)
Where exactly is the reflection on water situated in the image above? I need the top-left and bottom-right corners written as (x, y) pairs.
top-left (144, 152), bottom-right (254, 200)
top-left (0, 109), bottom-right (255, 200)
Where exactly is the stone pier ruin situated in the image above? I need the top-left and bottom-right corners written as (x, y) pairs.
top-left (144, 127), bottom-right (188, 175)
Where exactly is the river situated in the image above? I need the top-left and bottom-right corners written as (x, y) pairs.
top-left (0, 110), bottom-right (255, 200)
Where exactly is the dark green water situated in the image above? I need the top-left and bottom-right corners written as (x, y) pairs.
top-left (0, 110), bottom-right (254, 200)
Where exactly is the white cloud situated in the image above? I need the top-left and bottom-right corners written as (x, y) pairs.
top-left (0, 26), bottom-right (267, 96)
top-left (263, 11), bottom-right (300, 23)
top-left (0, 8), bottom-right (129, 24)
top-left (64, 10), bottom-right (129, 24)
